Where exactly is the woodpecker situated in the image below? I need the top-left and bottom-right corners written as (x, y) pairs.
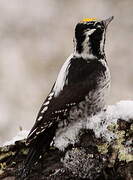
top-left (22, 16), bottom-right (113, 176)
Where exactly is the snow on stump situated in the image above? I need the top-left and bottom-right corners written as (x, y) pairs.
top-left (0, 101), bottom-right (133, 180)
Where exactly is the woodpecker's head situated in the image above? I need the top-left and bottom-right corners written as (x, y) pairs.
top-left (74, 16), bottom-right (114, 59)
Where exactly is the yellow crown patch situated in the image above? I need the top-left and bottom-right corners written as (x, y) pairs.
top-left (81, 18), bottom-right (97, 22)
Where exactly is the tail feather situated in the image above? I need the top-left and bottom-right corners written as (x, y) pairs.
top-left (21, 145), bottom-right (43, 179)
top-left (24, 147), bottom-right (40, 168)
top-left (20, 123), bottom-right (58, 179)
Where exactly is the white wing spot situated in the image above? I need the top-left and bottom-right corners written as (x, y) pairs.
top-left (66, 103), bottom-right (76, 107)
top-left (37, 116), bottom-right (43, 121)
top-left (49, 92), bottom-right (54, 97)
top-left (41, 106), bottom-right (48, 113)
top-left (48, 122), bottom-right (53, 127)
top-left (36, 131), bottom-right (41, 135)
top-left (43, 101), bottom-right (50, 106)
top-left (48, 96), bottom-right (52, 100)
top-left (41, 129), bottom-right (45, 133)
top-left (39, 155), bottom-right (42, 159)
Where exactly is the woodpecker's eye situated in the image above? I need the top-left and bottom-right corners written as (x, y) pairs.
top-left (94, 22), bottom-right (104, 30)
top-left (89, 27), bottom-right (104, 41)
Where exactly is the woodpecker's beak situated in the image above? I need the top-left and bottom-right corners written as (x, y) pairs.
top-left (103, 16), bottom-right (114, 28)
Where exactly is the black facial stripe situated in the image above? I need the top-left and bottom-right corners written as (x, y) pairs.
top-left (89, 29), bottom-right (104, 58)
top-left (75, 23), bottom-right (96, 34)
top-left (75, 24), bottom-right (87, 53)
top-left (75, 34), bottom-right (85, 53)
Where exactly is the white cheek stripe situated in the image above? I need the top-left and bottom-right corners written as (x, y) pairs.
top-left (53, 54), bottom-right (72, 97)
top-left (100, 30), bottom-right (105, 53)
top-left (86, 29), bottom-right (96, 36)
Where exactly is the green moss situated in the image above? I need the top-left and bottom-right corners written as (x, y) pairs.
top-left (97, 143), bottom-right (109, 154)
top-left (130, 124), bottom-right (133, 131)
top-left (19, 148), bottom-right (29, 155)
top-left (106, 120), bottom-right (133, 163)
top-left (112, 126), bottom-right (133, 162)
top-left (0, 151), bottom-right (15, 161)
top-left (118, 149), bottom-right (133, 162)
top-left (0, 162), bottom-right (7, 175)
top-left (107, 123), bottom-right (118, 132)
top-left (0, 146), bottom-right (10, 152)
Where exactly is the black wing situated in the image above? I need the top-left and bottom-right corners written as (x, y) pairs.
top-left (26, 57), bottom-right (106, 145)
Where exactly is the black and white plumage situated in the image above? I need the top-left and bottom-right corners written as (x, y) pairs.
top-left (23, 16), bottom-right (113, 176)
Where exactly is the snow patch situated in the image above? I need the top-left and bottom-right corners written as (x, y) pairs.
top-left (3, 130), bottom-right (29, 146)
top-left (54, 121), bottom-right (83, 151)
top-left (86, 100), bottom-right (133, 141)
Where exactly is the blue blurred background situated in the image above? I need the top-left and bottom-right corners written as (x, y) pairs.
top-left (0, 0), bottom-right (133, 144)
